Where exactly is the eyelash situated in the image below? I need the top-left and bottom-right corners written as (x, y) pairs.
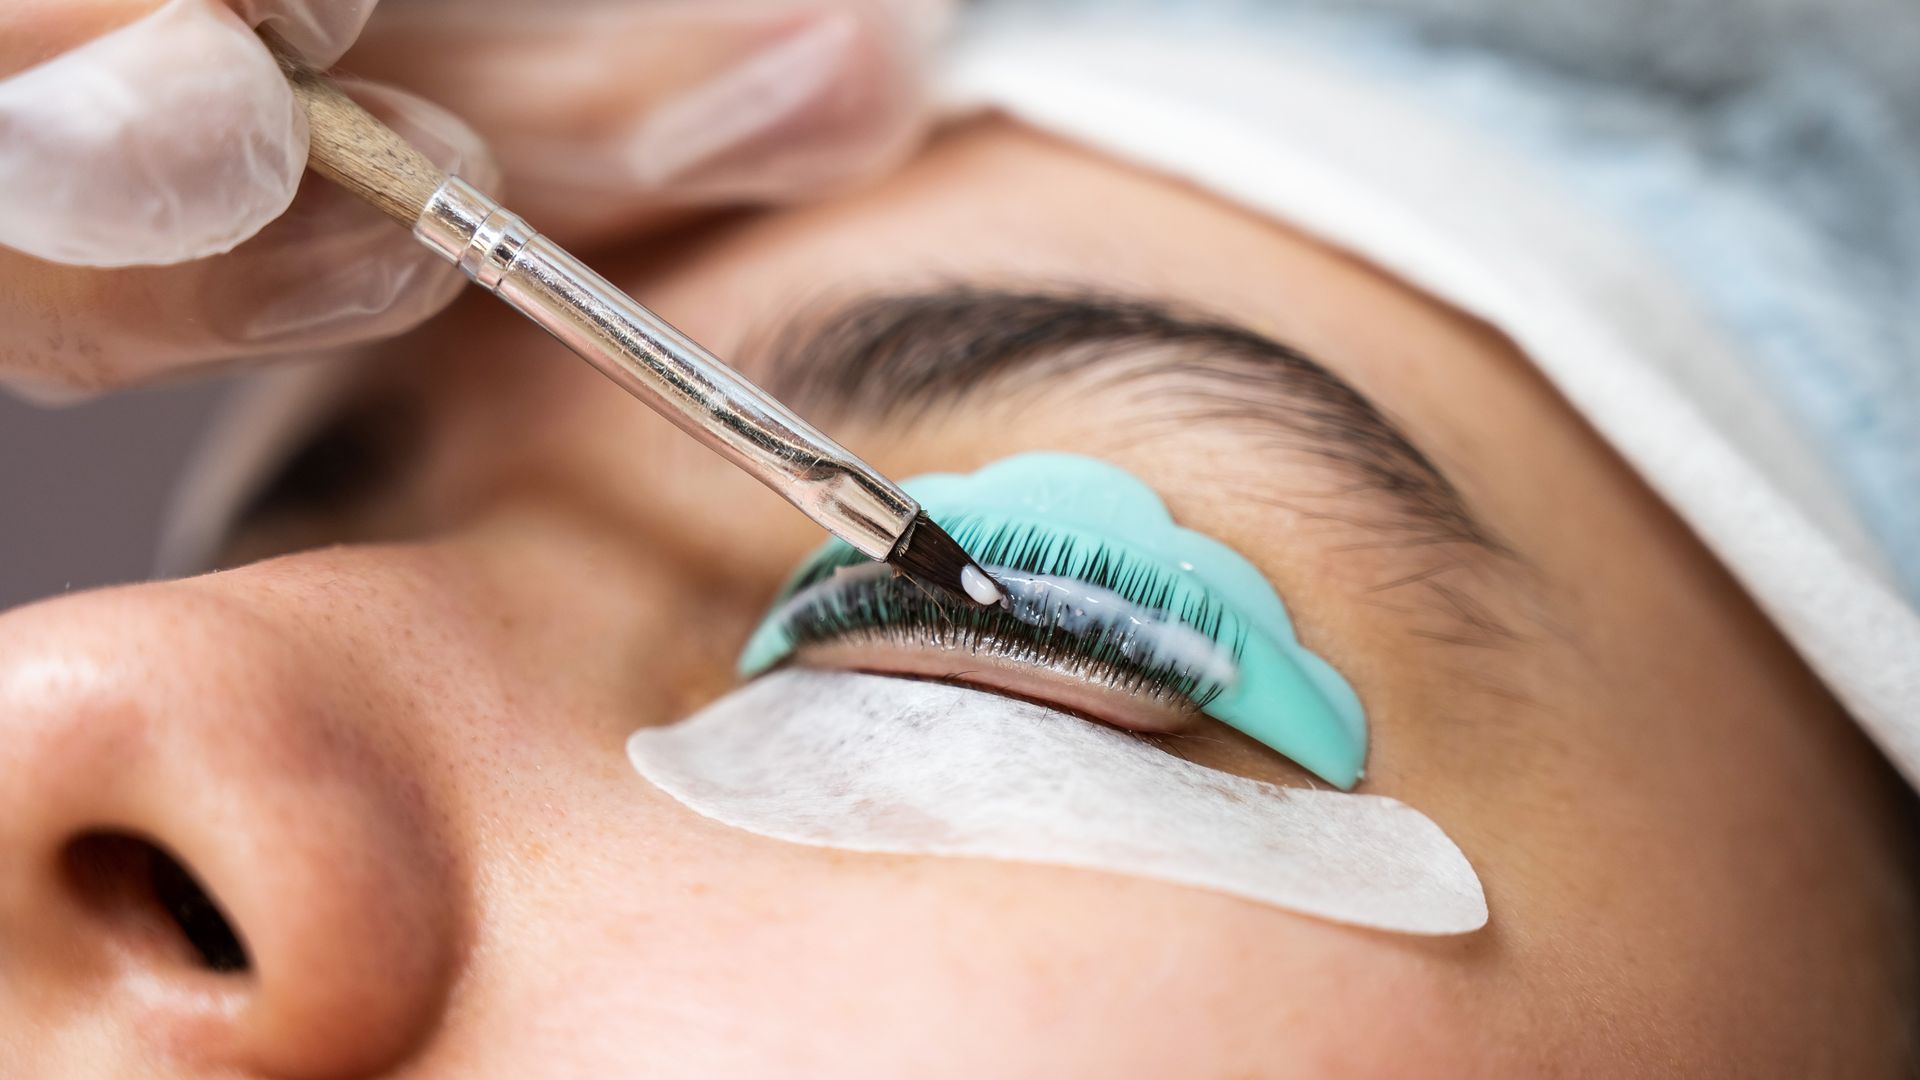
top-left (770, 517), bottom-right (1248, 712)
top-left (240, 394), bottom-right (420, 521)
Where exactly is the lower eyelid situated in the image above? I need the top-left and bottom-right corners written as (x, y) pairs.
top-left (783, 639), bottom-right (1209, 738)
top-left (767, 648), bottom-right (1322, 790)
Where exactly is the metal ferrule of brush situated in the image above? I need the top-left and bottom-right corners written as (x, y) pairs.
top-left (412, 176), bottom-right (919, 562)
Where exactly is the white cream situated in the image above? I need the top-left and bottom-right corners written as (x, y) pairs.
top-left (628, 670), bottom-right (1486, 935)
top-left (959, 563), bottom-right (1005, 605)
top-left (988, 567), bottom-right (1240, 690)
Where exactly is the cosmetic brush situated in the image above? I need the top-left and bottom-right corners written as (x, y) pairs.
top-left (267, 38), bottom-right (1002, 607)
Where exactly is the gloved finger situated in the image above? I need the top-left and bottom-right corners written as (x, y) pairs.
top-left (0, 0), bottom-right (308, 267)
top-left (346, 0), bottom-right (954, 241)
top-left (234, 0), bottom-right (378, 67)
top-left (0, 79), bottom-right (498, 397)
top-left (0, 0), bottom-right (380, 268)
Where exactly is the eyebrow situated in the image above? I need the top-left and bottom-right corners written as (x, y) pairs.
top-left (762, 286), bottom-right (1509, 557)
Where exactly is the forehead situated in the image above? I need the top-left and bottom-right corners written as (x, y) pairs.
top-left (638, 121), bottom-right (1436, 372)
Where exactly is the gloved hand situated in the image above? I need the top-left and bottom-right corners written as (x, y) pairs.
top-left (341, 0), bottom-right (953, 242)
top-left (0, 0), bottom-right (953, 397)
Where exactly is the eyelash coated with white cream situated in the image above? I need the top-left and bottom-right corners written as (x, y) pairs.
top-left (753, 560), bottom-right (1242, 702)
top-left (988, 568), bottom-right (1242, 689)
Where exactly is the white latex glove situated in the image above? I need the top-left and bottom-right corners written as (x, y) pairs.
top-left (345, 0), bottom-right (954, 242)
top-left (0, 0), bottom-right (495, 397)
top-left (0, 0), bottom-right (953, 396)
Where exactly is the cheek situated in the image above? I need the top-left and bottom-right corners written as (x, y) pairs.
top-left (453, 801), bottom-right (1491, 1078)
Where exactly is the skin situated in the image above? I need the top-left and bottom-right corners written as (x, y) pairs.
top-left (0, 120), bottom-right (1914, 1077)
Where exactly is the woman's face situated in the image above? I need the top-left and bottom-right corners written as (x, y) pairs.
top-left (2, 120), bottom-right (1914, 1077)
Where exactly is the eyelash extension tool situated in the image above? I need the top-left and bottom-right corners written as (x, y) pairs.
top-left (267, 37), bottom-right (1002, 607)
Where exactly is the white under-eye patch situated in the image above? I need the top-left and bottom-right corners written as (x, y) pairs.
top-left (628, 670), bottom-right (1486, 935)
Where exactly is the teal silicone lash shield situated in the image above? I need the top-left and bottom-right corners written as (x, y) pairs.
top-left (739, 452), bottom-right (1368, 788)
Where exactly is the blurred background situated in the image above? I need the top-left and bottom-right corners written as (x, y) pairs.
top-left (0, 385), bottom-right (227, 609)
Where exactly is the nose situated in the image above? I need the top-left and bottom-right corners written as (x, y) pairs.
top-left (0, 572), bottom-right (461, 1077)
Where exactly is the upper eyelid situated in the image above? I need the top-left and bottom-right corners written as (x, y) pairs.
top-left (743, 451), bottom-right (1372, 789)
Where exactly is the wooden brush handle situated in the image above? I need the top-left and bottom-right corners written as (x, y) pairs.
top-left (263, 31), bottom-right (445, 226)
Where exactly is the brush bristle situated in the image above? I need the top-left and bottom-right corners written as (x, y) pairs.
top-left (886, 513), bottom-right (1002, 606)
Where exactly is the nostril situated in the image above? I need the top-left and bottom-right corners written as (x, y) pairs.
top-left (148, 843), bottom-right (250, 973)
top-left (62, 832), bottom-right (251, 975)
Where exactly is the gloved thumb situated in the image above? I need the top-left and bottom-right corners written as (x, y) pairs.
top-left (0, 0), bottom-right (324, 267)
